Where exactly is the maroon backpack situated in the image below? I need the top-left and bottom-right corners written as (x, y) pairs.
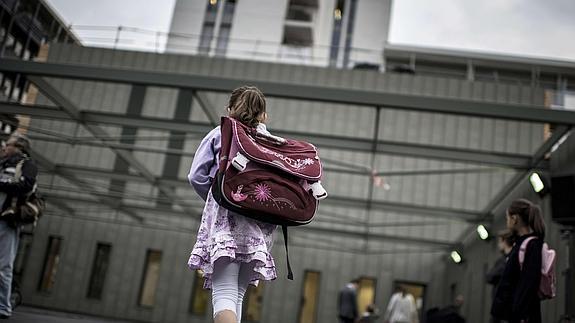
top-left (212, 116), bottom-right (327, 279)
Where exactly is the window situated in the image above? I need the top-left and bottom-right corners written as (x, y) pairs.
top-left (87, 243), bottom-right (112, 299)
top-left (138, 250), bottom-right (162, 307)
top-left (199, 23), bottom-right (215, 55)
top-left (215, 24), bottom-right (231, 56)
top-left (342, 0), bottom-right (358, 68)
top-left (357, 277), bottom-right (376, 315)
top-left (298, 271), bottom-right (320, 323)
top-left (329, 0), bottom-right (344, 66)
top-left (189, 270), bottom-right (210, 315)
top-left (242, 284), bottom-right (264, 322)
top-left (38, 236), bottom-right (63, 293)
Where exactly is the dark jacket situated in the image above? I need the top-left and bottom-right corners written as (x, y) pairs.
top-left (338, 285), bottom-right (358, 320)
top-left (491, 233), bottom-right (543, 323)
top-left (486, 255), bottom-right (508, 299)
top-left (0, 153), bottom-right (38, 226)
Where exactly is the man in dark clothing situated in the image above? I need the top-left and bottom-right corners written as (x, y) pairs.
top-left (0, 133), bottom-right (37, 319)
top-left (338, 278), bottom-right (359, 323)
top-left (486, 230), bottom-right (515, 323)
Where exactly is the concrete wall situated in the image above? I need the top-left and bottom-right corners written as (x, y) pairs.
top-left (17, 43), bottom-right (552, 323)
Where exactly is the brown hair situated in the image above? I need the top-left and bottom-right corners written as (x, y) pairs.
top-left (507, 199), bottom-right (545, 239)
top-left (497, 229), bottom-right (515, 247)
top-left (227, 86), bottom-right (266, 128)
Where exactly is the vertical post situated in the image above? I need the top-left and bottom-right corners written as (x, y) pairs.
top-left (114, 25), bottom-right (122, 49)
top-left (466, 59), bottom-right (475, 82)
top-left (155, 31), bottom-right (160, 53)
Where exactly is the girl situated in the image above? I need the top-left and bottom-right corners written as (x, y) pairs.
top-left (187, 86), bottom-right (277, 323)
top-left (491, 199), bottom-right (545, 323)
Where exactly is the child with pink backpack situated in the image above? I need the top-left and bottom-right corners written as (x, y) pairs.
top-left (187, 86), bottom-right (326, 323)
top-left (491, 199), bottom-right (556, 323)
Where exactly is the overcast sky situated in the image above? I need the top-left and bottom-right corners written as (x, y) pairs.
top-left (46, 0), bottom-right (575, 61)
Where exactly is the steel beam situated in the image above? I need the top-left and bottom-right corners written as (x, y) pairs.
top-left (31, 150), bottom-right (145, 222)
top-left (2, 102), bottom-right (542, 169)
top-left (40, 163), bottom-right (482, 222)
top-left (2, 58), bottom-right (575, 125)
top-left (27, 76), bottom-right (198, 216)
top-left (43, 191), bottom-right (456, 248)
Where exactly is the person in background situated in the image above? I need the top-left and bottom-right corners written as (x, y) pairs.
top-left (338, 278), bottom-right (359, 323)
top-left (384, 285), bottom-right (418, 323)
top-left (359, 304), bottom-right (380, 323)
top-left (486, 229), bottom-right (515, 323)
top-left (0, 133), bottom-right (37, 319)
top-left (427, 295), bottom-right (465, 323)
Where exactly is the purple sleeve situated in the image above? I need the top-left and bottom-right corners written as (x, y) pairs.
top-left (188, 127), bottom-right (221, 201)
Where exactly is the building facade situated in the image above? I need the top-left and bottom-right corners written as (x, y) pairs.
top-left (166, 0), bottom-right (392, 68)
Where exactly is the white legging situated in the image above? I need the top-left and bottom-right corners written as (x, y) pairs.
top-left (211, 258), bottom-right (254, 323)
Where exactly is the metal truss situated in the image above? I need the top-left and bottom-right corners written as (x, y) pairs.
top-left (2, 57), bottom-right (574, 247)
top-left (2, 58), bottom-right (575, 125)
top-left (0, 102), bottom-right (544, 169)
top-left (40, 163), bottom-right (482, 223)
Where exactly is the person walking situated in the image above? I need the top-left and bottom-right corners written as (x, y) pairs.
top-left (187, 86), bottom-right (277, 323)
top-left (338, 278), bottom-right (359, 323)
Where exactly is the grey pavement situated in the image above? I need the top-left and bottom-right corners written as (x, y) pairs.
top-left (6, 306), bottom-right (136, 323)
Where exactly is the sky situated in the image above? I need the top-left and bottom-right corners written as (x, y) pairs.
top-left (46, 0), bottom-right (575, 62)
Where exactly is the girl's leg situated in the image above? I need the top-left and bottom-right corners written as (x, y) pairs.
top-left (236, 262), bottom-right (255, 323)
top-left (211, 258), bottom-right (240, 323)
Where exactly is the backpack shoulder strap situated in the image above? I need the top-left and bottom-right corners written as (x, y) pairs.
top-left (282, 225), bottom-right (294, 280)
top-left (14, 159), bottom-right (26, 180)
top-left (519, 236), bottom-right (537, 270)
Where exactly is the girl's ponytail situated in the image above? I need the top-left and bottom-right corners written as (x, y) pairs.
top-left (528, 203), bottom-right (546, 239)
top-left (508, 198), bottom-right (546, 239)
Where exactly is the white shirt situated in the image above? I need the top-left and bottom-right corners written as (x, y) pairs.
top-left (385, 292), bottom-right (417, 323)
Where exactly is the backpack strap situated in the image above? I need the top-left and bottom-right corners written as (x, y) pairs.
top-left (282, 225), bottom-right (294, 280)
top-left (519, 236), bottom-right (537, 270)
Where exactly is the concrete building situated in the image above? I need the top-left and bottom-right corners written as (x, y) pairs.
top-left (0, 0), bottom-right (79, 143)
top-left (166, 0), bottom-right (392, 68)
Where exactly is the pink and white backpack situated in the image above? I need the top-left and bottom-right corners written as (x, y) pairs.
top-left (212, 116), bottom-right (327, 279)
top-left (518, 236), bottom-right (556, 300)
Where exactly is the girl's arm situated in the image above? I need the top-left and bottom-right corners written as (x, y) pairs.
top-left (188, 127), bottom-right (221, 201)
top-left (512, 239), bottom-right (542, 319)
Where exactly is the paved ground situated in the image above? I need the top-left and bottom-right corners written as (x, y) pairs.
top-left (6, 306), bottom-right (135, 323)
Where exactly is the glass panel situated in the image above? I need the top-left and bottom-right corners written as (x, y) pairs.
top-left (138, 249), bottom-right (162, 307)
top-left (199, 23), bottom-right (214, 54)
top-left (357, 277), bottom-right (376, 316)
top-left (38, 236), bottom-right (63, 293)
top-left (87, 243), bottom-right (112, 299)
top-left (189, 270), bottom-right (210, 315)
top-left (298, 271), bottom-right (320, 323)
top-left (215, 24), bottom-right (230, 57)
